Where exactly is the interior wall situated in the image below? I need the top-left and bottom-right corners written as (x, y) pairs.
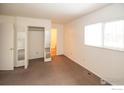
top-left (64, 4), bottom-right (124, 85)
top-left (52, 24), bottom-right (64, 55)
top-left (29, 31), bottom-right (44, 59)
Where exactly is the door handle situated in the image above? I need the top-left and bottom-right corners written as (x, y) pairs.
top-left (9, 48), bottom-right (14, 50)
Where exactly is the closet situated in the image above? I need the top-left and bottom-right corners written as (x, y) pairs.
top-left (16, 26), bottom-right (51, 68)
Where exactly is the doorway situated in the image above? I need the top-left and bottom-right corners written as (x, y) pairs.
top-left (28, 26), bottom-right (44, 60)
top-left (51, 28), bottom-right (57, 57)
top-left (16, 26), bottom-right (51, 69)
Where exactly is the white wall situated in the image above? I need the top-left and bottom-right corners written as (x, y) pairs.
top-left (52, 24), bottom-right (64, 55)
top-left (64, 4), bottom-right (124, 85)
top-left (0, 15), bottom-right (15, 23)
top-left (29, 31), bottom-right (44, 59)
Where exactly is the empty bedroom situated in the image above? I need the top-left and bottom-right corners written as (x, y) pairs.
top-left (0, 3), bottom-right (124, 86)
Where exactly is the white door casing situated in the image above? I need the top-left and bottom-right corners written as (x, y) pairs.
top-left (25, 27), bottom-right (28, 69)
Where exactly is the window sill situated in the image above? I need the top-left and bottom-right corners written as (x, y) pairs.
top-left (84, 44), bottom-right (124, 52)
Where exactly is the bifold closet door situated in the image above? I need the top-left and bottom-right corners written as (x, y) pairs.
top-left (0, 23), bottom-right (14, 70)
top-left (44, 30), bottom-right (51, 62)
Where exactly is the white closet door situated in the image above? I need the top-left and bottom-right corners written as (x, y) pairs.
top-left (44, 30), bottom-right (51, 62)
top-left (0, 23), bottom-right (14, 70)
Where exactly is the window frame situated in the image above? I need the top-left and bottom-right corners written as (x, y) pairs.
top-left (84, 23), bottom-right (103, 47)
top-left (84, 20), bottom-right (124, 52)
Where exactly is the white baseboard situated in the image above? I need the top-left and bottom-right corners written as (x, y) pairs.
top-left (0, 66), bottom-right (14, 70)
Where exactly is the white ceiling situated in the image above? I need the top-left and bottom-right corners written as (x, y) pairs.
top-left (0, 3), bottom-right (110, 23)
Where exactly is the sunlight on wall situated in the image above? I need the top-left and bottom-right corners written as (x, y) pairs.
top-left (51, 28), bottom-right (57, 57)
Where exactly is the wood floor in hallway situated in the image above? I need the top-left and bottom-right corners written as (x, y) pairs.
top-left (0, 55), bottom-right (101, 85)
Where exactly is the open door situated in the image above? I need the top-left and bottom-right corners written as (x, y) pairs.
top-left (0, 23), bottom-right (14, 70)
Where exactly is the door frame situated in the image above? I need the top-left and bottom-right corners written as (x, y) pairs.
top-left (25, 26), bottom-right (45, 69)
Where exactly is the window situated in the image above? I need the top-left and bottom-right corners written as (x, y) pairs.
top-left (84, 20), bottom-right (124, 51)
top-left (104, 20), bottom-right (124, 49)
top-left (84, 23), bottom-right (102, 47)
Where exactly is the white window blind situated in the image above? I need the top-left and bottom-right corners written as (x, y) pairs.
top-left (84, 23), bottom-right (102, 47)
top-left (84, 20), bottom-right (124, 51)
top-left (104, 20), bottom-right (124, 50)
